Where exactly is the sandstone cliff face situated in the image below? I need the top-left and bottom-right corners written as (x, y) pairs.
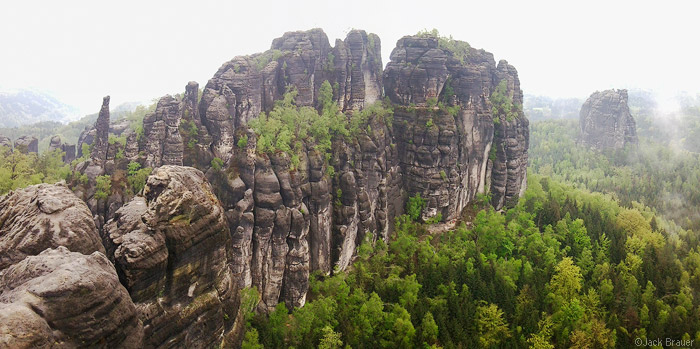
top-left (579, 89), bottom-right (638, 150)
top-left (491, 60), bottom-right (530, 208)
top-left (0, 184), bottom-right (143, 348)
top-left (384, 35), bottom-right (529, 214)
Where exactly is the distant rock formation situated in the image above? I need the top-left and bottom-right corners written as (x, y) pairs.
top-left (142, 95), bottom-right (184, 168)
top-left (62, 143), bottom-right (76, 163)
top-left (13, 135), bottom-right (38, 154)
top-left (0, 135), bottom-right (11, 149)
top-left (579, 89), bottom-right (638, 150)
top-left (91, 96), bottom-right (111, 162)
top-left (48, 135), bottom-right (76, 163)
top-left (48, 135), bottom-right (61, 152)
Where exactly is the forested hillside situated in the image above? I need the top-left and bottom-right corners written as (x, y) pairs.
top-left (0, 89), bottom-right (79, 128)
top-left (530, 119), bottom-right (700, 231)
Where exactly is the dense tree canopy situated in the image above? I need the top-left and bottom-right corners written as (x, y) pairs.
top-left (530, 119), bottom-right (700, 231)
top-left (0, 146), bottom-right (70, 194)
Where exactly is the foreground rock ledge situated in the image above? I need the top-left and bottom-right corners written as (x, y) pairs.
top-left (0, 183), bottom-right (142, 348)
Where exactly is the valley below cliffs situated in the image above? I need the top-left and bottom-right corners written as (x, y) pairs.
top-left (0, 28), bottom-right (529, 348)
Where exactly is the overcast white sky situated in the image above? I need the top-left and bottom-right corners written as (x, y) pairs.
top-left (1, 0), bottom-right (698, 116)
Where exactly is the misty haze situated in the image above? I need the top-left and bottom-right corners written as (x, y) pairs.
top-left (1, 1), bottom-right (699, 348)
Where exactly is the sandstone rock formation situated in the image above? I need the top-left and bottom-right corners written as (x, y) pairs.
top-left (102, 166), bottom-right (236, 348)
top-left (48, 135), bottom-right (62, 152)
top-left (48, 135), bottom-right (77, 163)
top-left (579, 89), bottom-right (638, 150)
top-left (0, 248), bottom-right (144, 348)
top-left (62, 143), bottom-right (77, 163)
top-left (142, 95), bottom-right (184, 168)
top-left (0, 183), bottom-right (143, 348)
top-left (91, 96), bottom-right (111, 163)
top-left (197, 29), bottom-right (383, 163)
top-left (0, 135), bottom-right (11, 149)
top-left (13, 135), bottom-right (38, 154)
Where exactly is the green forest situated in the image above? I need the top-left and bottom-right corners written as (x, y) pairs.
top-left (530, 119), bottom-right (700, 231)
top-left (0, 147), bottom-right (70, 194)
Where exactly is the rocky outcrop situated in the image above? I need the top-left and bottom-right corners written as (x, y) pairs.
top-left (0, 248), bottom-right (144, 348)
top-left (48, 135), bottom-right (61, 152)
top-left (142, 95), bottom-right (184, 167)
top-left (579, 89), bottom-right (638, 150)
top-left (62, 143), bottom-right (77, 163)
top-left (0, 183), bottom-right (104, 270)
top-left (0, 136), bottom-right (11, 149)
top-left (181, 81), bottom-right (213, 168)
top-left (13, 136), bottom-right (38, 154)
top-left (91, 96), bottom-right (111, 162)
top-left (102, 166), bottom-right (235, 348)
top-left (490, 61), bottom-right (530, 208)
top-left (0, 183), bottom-right (143, 348)
top-left (47, 135), bottom-right (77, 163)
top-left (384, 34), bottom-right (529, 214)
top-left (197, 29), bottom-right (382, 163)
